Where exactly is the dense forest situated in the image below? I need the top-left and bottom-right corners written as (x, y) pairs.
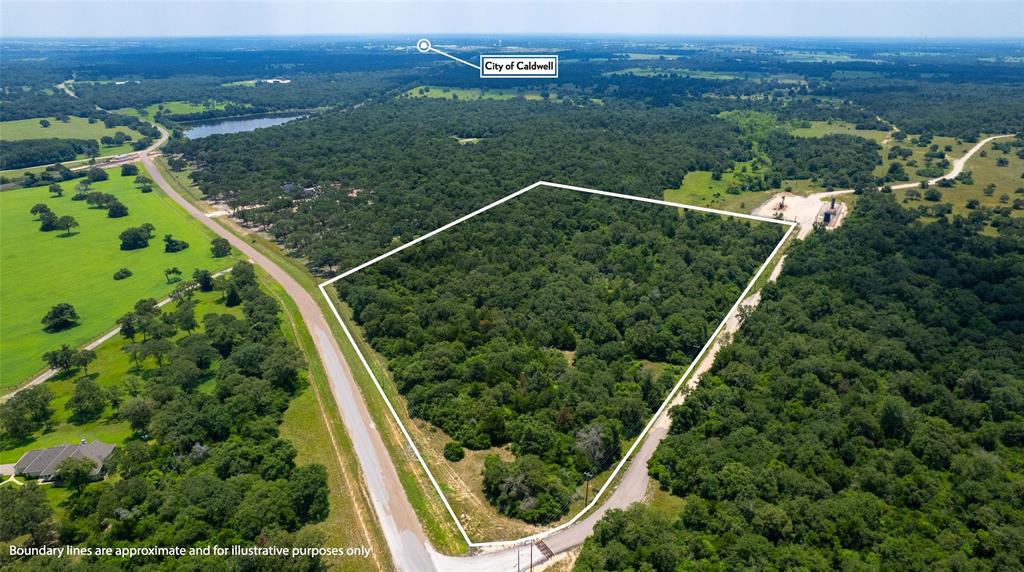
top-left (0, 138), bottom-right (98, 170)
top-left (339, 188), bottom-right (783, 523)
top-left (180, 99), bottom-right (878, 273)
top-left (0, 262), bottom-right (330, 570)
top-left (576, 193), bottom-right (1024, 570)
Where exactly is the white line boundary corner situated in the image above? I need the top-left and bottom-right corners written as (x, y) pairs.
top-left (318, 181), bottom-right (796, 549)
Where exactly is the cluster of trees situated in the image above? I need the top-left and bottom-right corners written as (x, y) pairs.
top-left (0, 386), bottom-right (52, 442)
top-left (29, 204), bottom-right (78, 236)
top-left (163, 234), bottom-right (189, 253)
top-left (577, 193), bottom-right (1024, 570)
top-left (40, 303), bottom-right (80, 332)
top-left (83, 191), bottom-right (128, 218)
top-left (72, 72), bottom-right (410, 122)
top-left (98, 131), bottom-right (132, 146)
top-left (829, 80), bottom-right (1024, 139)
top-left (0, 139), bottom-right (98, 171)
top-left (340, 190), bottom-right (783, 523)
top-left (118, 223), bottom-right (155, 250)
top-left (1, 261), bottom-right (329, 568)
top-left (15, 164), bottom-right (77, 188)
top-left (760, 131), bottom-right (882, 190)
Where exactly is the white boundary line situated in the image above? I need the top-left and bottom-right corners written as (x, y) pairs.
top-left (427, 46), bottom-right (482, 70)
top-left (318, 181), bottom-right (796, 548)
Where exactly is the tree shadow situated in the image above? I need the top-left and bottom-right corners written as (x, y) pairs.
top-left (42, 322), bottom-right (79, 334)
top-left (56, 232), bottom-right (80, 238)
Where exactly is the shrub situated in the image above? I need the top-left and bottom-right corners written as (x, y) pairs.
top-left (163, 234), bottom-right (189, 253)
top-left (443, 441), bottom-right (465, 462)
top-left (107, 201), bottom-right (129, 218)
top-left (113, 268), bottom-right (133, 280)
top-left (41, 303), bottom-right (79, 332)
top-left (119, 223), bottom-right (155, 250)
top-left (86, 167), bottom-right (108, 182)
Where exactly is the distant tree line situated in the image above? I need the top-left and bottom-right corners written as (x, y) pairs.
top-left (0, 139), bottom-right (98, 170)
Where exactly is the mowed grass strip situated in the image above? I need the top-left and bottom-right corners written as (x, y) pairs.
top-left (0, 167), bottom-right (239, 387)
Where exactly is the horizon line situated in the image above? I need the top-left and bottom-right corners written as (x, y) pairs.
top-left (2, 32), bottom-right (1023, 42)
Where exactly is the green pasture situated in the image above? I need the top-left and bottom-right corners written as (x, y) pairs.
top-left (403, 86), bottom-right (555, 101)
top-left (894, 139), bottom-right (1024, 221)
top-left (664, 163), bottom-right (775, 213)
top-left (0, 168), bottom-right (239, 387)
top-left (0, 116), bottom-right (143, 143)
top-left (0, 116), bottom-right (143, 174)
top-left (0, 291), bottom-right (240, 464)
top-left (789, 120), bottom-right (890, 142)
top-left (114, 100), bottom-right (237, 119)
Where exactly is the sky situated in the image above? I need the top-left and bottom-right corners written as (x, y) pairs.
top-left (2, 0), bottom-right (1022, 39)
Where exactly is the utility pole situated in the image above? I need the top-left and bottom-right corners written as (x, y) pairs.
top-left (583, 471), bottom-right (593, 505)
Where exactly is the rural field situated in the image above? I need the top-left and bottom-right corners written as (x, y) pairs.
top-left (0, 290), bottom-right (234, 465)
top-left (0, 116), bottom-right (145, 174)
top-left (114, 99), bottom-right (238, 118)
top-left (0, 115), bottom-right (144, 143)
top-left (892, 138), bottom-right (1024, 225)
top-left (0, 167), bottom-right (238, 387)
top-left (404, 85), bottom-right (556, 101)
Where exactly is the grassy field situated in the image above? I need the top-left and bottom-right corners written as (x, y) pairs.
top-left (893, 138), bottom-right (1024, 225)
top-left (114, 100), bottom-right (237, 119)
top-left (0, 291), bottom-right (233, 464)
top-left (403, 85), bottom-right (555, 101)
top-left (0, 116), bottom-right (144, 173)
top-left (789, 120), bottom-right (890, 142)
top-left (0, 167), bottom-right (240, 387)
top-left (788, 120), bottom-right (974, 184)
top-left (0, 116), bottom-right (143, 143)
top-left (664, 160), bottom-right (777, 214)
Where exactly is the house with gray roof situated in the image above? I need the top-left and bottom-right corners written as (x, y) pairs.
top-left (13, 439), bottom-right (116, 483)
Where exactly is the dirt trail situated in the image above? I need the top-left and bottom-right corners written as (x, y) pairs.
top-left (752, 134), bottom-right (1011, 236)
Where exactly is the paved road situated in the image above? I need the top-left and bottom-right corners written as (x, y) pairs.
top-left (139, 149), bottom-right (437, 571)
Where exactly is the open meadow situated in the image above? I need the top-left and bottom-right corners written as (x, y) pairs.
top-left (0, 290), bottom-right (235, 465)
top-left (0, 167), bottom-right (239, 387)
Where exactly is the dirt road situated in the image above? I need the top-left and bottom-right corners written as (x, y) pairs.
top-left (753, 134), bottom-right (1011, 235)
